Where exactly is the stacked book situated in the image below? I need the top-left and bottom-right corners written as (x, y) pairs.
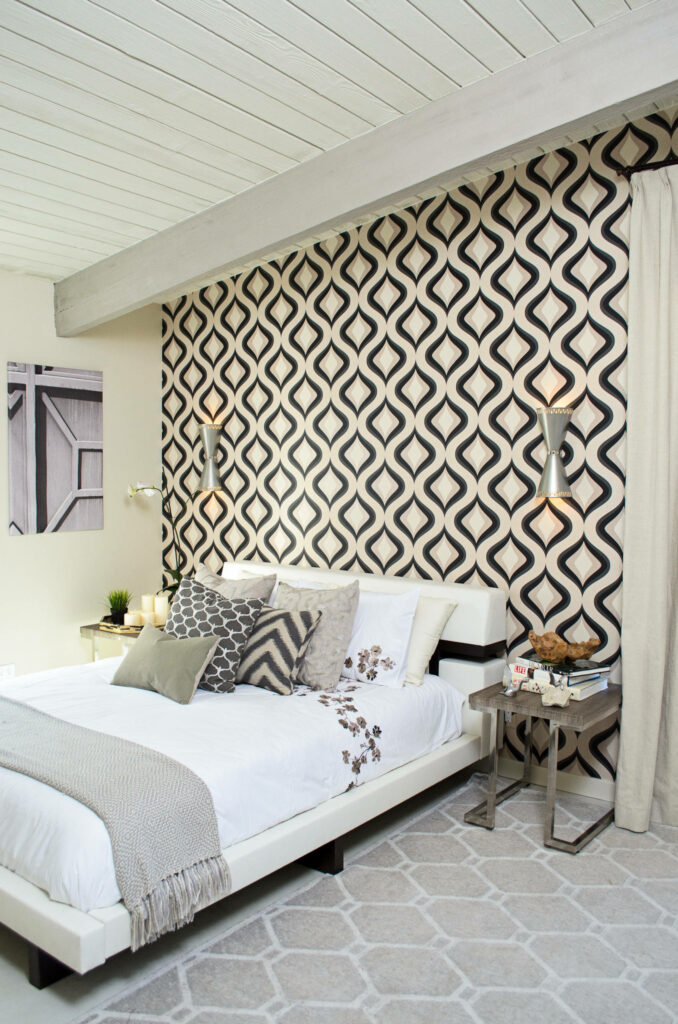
top-left (511, 654), bottom-right (610, 701)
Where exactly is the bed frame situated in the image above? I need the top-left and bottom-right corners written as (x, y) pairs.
top-left (0, 561), bottom-right (506, 987)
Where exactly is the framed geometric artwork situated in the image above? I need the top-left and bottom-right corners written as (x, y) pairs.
top-left (7, 363), bottom-right (103, 534)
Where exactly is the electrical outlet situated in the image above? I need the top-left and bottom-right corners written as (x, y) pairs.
top-left (0, 664), bottom-right (15, 680)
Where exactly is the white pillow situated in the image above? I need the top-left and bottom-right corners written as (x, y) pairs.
top-left (341, 588), bottom-right (420, 688)
top-left (406, 598), bottom-right (457, 685)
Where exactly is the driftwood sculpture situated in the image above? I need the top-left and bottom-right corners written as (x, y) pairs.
top-left (528, 630), bottom-right (601, 663)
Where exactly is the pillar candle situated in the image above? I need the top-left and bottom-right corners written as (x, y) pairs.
top-left (141, 594), bottom-right (155, 613)
top-left (124, 611), bottom-right (142, 627)
top-left (154, 595), bottom-right (169, 625)
top-left (141, 611), bottom-right (156, 626)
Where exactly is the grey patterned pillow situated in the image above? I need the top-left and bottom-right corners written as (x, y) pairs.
top-left (195, 563), bottom-right (276, 603)
top-left (274, 581), bottom-right (359, 691)
top-left (236, 608), bottom-right (321, 695)
top-left (166, 578), bottom-right (263, 693)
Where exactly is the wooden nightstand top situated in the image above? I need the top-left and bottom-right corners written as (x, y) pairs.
top-left (80, 623), bottom-right (110, 636)
top-left (80, 622), bottom-right (140, 637)
top-left (468, 681), bottom-right (621, 732)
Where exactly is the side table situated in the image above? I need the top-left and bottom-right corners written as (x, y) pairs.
top-left (464, 682), bottom-right (622, 854)
top-left (80, 623), bottom-right (141, 661)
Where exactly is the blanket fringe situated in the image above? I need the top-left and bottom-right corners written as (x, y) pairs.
top-left (130, 854), bottom-right (231, 951)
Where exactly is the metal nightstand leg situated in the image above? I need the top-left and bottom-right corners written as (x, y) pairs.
top-left (544, 721), bottom-right (615, 854)
top-left (465, 710), bottom-right (533, 830)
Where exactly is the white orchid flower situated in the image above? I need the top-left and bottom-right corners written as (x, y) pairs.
top-left (128, 482), bottom-right (160, 498)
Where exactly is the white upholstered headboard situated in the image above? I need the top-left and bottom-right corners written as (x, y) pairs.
top-left (221, 560), bottom-right (505, 737)
top-left (220, 560), bottom-right (506, 653)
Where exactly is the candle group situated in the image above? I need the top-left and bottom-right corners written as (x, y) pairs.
top-left (124, 594), bottom-right (169, 628)
top-left (154, 595), bottom-right (169, 624)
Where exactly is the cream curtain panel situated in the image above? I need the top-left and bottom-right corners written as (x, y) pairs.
top-left (615, 166), bottom-right (678, 831)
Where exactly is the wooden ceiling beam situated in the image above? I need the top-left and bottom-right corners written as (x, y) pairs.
top-left (54, 0), bottom-right (678, 336)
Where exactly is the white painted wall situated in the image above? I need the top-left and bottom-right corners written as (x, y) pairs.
top-left (0, 270), bottom-right (161, 674)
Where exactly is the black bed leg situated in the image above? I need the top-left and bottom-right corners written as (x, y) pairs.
top-left (298, 837), bottom-right (344, 875)
top-left (27, 943), bottom-right (74, 989)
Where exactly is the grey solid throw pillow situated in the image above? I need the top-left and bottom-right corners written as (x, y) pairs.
top-left (274, 581), bottom-right (360, 690)
top-left (195, 563), bottom-right (276, 603)
top-left (112, 625), bottom-right (219, 705)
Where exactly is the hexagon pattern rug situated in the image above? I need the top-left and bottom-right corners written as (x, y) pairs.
top-left (76, 774), bottom-right (678, 1024)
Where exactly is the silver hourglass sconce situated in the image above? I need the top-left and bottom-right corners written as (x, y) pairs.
top-left (536, 407), bottom-right (573, 499)
top-left (197, 423), bottom-right (223, 492)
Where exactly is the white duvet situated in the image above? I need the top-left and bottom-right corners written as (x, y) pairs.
top-left (0, 658), bottom-right (463, 913)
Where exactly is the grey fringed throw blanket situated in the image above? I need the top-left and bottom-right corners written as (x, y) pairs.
top-left (0, 697), bottom-right (231, 950)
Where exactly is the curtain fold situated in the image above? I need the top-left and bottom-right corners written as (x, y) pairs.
top-left (615, 166), bottom-right (678, 831)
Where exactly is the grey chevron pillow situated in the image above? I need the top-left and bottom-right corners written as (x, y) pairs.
top-left (165, 578), bottom-right (263, 693)
top-left (236, 608), bottom-right (321, 695)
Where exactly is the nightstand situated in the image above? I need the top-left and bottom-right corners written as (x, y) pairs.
top-left (80, 623), bottom-right (141, 661)
top-left (464, 682), bottom-right (622, 853)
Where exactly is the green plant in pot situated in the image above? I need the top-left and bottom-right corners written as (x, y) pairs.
top-left (107, 588), bottom-right (132, 625)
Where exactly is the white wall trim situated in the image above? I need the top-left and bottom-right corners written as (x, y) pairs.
top-left (54, 0), bottom-right (678, 336)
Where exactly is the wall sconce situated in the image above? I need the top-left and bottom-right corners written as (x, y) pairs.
top-left (197, 423), bottom-right (223, 492)
top-left (536, 407), bottom-right (572, 499)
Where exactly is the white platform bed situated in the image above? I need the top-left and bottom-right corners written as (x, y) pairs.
top-left (0, 562), bottom-right (506, 985)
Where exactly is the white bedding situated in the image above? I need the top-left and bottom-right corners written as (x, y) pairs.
top-left (0, 658), bottom-right (464, 914)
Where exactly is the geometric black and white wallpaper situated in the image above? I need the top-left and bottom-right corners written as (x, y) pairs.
top-left (162, 108), bottom-right (677, 779)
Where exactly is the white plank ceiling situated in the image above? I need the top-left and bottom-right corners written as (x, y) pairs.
top-left (0, 0), bottom-right (667, 283)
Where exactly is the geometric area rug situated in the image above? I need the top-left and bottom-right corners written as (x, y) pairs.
top-left (76, 774), bottom-right (678, 1024)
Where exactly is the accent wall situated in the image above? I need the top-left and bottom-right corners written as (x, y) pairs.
top-left (162, 108), bottom-right (677, 779)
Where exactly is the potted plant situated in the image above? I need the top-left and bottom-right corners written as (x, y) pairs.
top-left (106, 588), bottom-right (133, 625)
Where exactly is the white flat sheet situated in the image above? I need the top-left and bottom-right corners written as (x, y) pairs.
top-left (0, 658), bottom-right (463, 913)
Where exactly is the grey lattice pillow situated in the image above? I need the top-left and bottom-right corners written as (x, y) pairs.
top-left (274, 581), bottom-right (359, 690)
top-left (166, 578), bottom-right (263, 693)
top-left (236, 608), bottom-right (321, 695)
